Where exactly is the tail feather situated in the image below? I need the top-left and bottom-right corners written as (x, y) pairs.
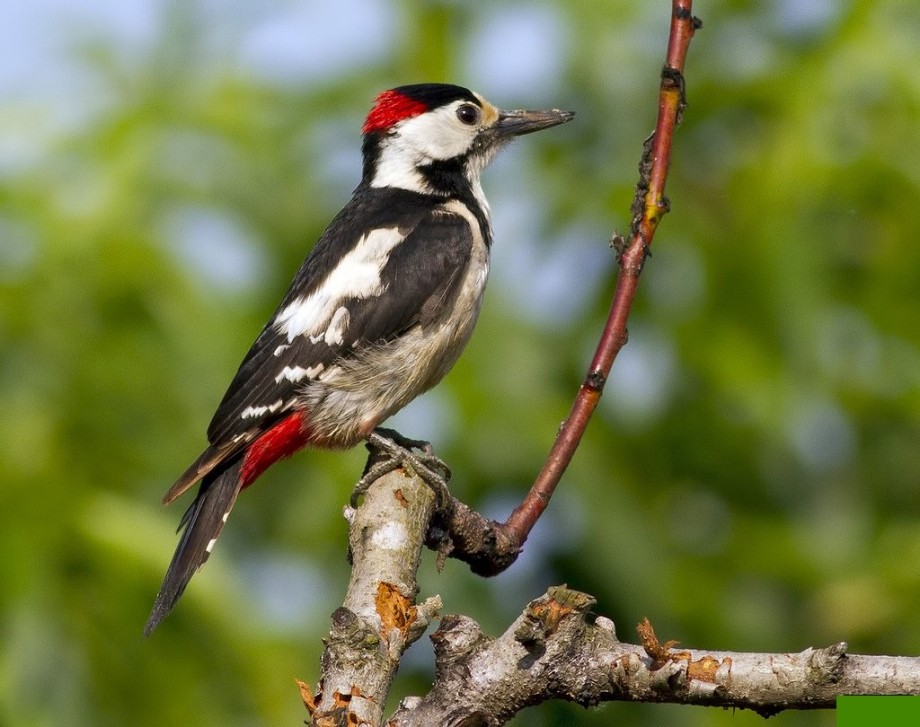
top-left (162, 441), bottom-right (244, 505)
top-left (144, 456), bottom-right (244, 636)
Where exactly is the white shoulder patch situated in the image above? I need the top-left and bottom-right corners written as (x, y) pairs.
top-left (274, 227), bottom-right (405, 344)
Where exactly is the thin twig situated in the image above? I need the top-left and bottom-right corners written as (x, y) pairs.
top-left (442, 0), bottom-right (701, 567)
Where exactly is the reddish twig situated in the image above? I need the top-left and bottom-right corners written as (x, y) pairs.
top-left (439, 1), bottom-right (701, 573)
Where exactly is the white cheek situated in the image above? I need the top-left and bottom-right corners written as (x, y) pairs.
top-left (369, 103), bottom-right (480, 192)
top-left (399, 111), bottom-right (475, 161)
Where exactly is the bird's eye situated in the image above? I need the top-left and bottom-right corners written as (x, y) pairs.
top-left (456, 103), bottom-right (481, 126)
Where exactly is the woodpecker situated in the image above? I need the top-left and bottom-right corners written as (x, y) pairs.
top-left (145, 83), bottom-right (573, 635)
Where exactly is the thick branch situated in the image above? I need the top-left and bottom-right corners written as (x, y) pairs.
top-left (311, 468), bottom-right (920, 725)
top-left (389, 586), bottom-right (920, 726)
top-left (306, 469), bottom-right (441, 726)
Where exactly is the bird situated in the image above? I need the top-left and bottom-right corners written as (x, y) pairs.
top-left (145, 83), bottom-right (574, 635)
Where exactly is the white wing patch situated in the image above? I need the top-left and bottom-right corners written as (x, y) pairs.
top-left (274, 227), bottom-right (405, 344)
top-left (274, 366), bottom-right (307, 383)
top-left (274, 364), bottom-right (323, 384)
top-left (324, 306), bottom-right (349, 345)
top-left (241, 398), bottom-right (285, 419)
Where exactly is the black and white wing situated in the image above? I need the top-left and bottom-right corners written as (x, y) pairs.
top-left (166, 191), bottom-right (476, 502)
top-left (206, 189), bottom-right (476, 450)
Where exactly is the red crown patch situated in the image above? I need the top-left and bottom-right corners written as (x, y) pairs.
top-left (362, 90), bottom-right (428, 134)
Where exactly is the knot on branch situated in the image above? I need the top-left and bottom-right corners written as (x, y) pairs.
top-left (429, 499), bottom-right (521, 576)
top-left (806, 642), bottom-right (848, 684)
top-left (515, 587), bottom-right (597, 649)
top-left (431, 614), bottom-right (488, 673)
top-left (329, 606), bottom-right (381, 651)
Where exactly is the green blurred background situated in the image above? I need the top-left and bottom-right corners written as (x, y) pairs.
top-left (1, 1), bottom-right (918, 725)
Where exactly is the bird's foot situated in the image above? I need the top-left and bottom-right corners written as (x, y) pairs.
top-left (351, 428), bottom-right (453, 510)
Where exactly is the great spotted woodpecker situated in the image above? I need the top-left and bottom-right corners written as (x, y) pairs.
top-left (145, 83), bottom-right (573, 635)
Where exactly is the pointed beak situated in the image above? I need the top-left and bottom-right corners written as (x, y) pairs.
top-left (494, 107), bottom-right (575, 137)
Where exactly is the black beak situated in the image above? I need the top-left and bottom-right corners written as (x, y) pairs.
top-left (494, 108), bottom-right (575, 137)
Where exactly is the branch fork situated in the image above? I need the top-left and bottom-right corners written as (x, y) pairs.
top-left (301, 3), bottom-right (920, 724)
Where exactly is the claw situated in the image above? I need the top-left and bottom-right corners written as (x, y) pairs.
top-left (351, 429), bottom-right (453, 510)
top-left (372, 427), bottom-right (435, 457)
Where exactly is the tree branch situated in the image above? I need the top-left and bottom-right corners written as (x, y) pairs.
top-left (306, 468), bottom-right (441, 726)
top-left (308, 464), bottom-right (920, 725)
top-left (303, 3), bottom-right (920, 723)
top-left (439, 0), bottom-right (703, 576)
top-left (389, 586), bottom-right (920, 726)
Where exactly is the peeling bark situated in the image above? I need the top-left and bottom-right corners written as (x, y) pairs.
top-left (308, 470), bottom-right (441, 726)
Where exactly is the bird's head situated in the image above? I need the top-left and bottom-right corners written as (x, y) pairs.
top-left (360, 83), bottom-right (574, 196)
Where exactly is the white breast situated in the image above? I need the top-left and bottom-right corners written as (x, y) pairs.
top-left (301, 199), bottom-right (491, 446)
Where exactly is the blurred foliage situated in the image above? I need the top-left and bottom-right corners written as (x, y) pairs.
top-left (1, 1), bottom-right (918, 725)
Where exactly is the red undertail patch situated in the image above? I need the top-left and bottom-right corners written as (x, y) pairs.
top-left (241, 411), bottom-right (310, 487)
top-left (362, 90), bottom-right (428, 134)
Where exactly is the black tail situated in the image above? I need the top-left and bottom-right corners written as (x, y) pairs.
top-left (144, 456), bottom-right (244, 636)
